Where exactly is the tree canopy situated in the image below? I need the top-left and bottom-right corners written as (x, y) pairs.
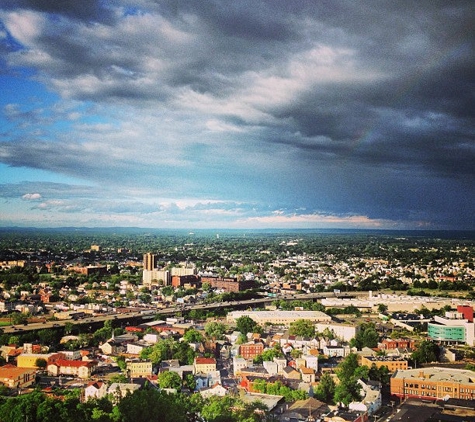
top-left (236, 315), bottom-right (260, 336)
top-left (288, 319), bottom-right (315, 338)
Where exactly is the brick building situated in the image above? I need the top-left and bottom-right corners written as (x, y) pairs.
top-left (391, 367), bottom-right (475, 401)
top-left (379, 338), bottom-right (416, 350)
top-left (171, 274), bottom-right (200, 288)
top-left (239, 342), bottom-right (264, 360)
top-left (201, 276), bottom-right (255, 292)
top-left (361, 356), bottom-right (408, 372)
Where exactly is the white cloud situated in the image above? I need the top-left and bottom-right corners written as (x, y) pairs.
top-left (22, 193), bottom-right (42, 201)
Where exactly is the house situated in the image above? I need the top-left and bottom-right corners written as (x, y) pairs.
top-left (263, 360), bottom-right (278, 375)
top-left (282, 366), bottom-right (301, 380)
top-left (194, 357), bottom-right (217, 374)
top-left (195, 369), bottom-right (221, 390)
top-left (99, 340), bottom-right (123, 356)
top-left (299, 366), bottom-right (316, 383)
top-left (0, 345), bottom-right (22, 362)
top-left (200, 383), bottom-right (227, 398)
top-left (47, 359), bottom-right (97, 379)
top-left (60, 350), bottom-right (82, 360)
top-left (107, 382), bottom-right (141, 403)
top-left (379, 338), bottom-right (415, 351)
top-left (304, 354), bottom-right (319, 371)
top-left (195, 375), bottom-right (209, 391)
top-left (167, 364), bottom-right (194, 378)
top-left (84, 381), bottom-right (108, 401)
top-left (0, 365), bottom-right (36, 389)
top-left (126, 342), bottom-right (148, 355)
top-left (324, 408), bottom-right (369, 422)
top-left (273, 357), bottom-right (287, 373)
top-left (349, 379), bottom-right (382, 416)
top-left (323, 345), bottom-right (349, 358)
top-left (233, 356), bottom-right (248, 375)
top-left (240, 375), bottom-right (280, 393)
top-left (143, 333), bottom-right (160, 344)
top-left (281, 397), bottom-right (329, 422)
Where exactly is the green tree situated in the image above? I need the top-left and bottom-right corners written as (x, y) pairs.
top-left (236, 315), bottom-right (260, 336)
top-left (118, 388), bottom-right (187, 422)
top-left (314, 373), bottom-right (336, 403)
top-left (350, 323), bottom-right (379, 350)
top-left (115, 355), bottom-right (127, 371)
top-left (253, 345), bottom-right (283, 364)
top-left (140, 338), bottom-right (195, 365)
top-left (411, 340), bottom-right (440, 365)
top-left (158, 371), bottom-right (182, 389)
top-left (183, 328), bottom-right (204, 344)
top-left (11, 312), bottom-right (28, 325)
top-left (204, 321), bottom-right (227, 340)
top-left (109, 373), bottom-right (128, 384)
top-left (64, 322), bottom-right (75, 335)
top-left (200, 395), bottom-right (236, 421)
top-left (368, 364), bottom-right (391, 386)
top-left (289, 319), bottom-right (315, 338)
top-left (184, 373), bottom-right (196, 390)
top-left (334, 354), bottom-right (362, 406)
top-left (35, 358), bottom-right (47, 370)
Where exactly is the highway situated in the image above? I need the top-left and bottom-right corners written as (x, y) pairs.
top-left (2, 290), bottom-right (368, 334)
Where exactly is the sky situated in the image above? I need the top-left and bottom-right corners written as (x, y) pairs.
top-left (0, 1), bottom-right (473, 230)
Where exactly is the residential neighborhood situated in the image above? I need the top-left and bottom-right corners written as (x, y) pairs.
top-left (0, 231), bottom-right (473, 421)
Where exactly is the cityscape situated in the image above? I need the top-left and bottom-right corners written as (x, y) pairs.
top-left (0, 229), bottom-right (473, 421)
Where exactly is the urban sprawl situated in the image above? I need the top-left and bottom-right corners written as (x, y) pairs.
top-left (0, 230), bottom-right (474, 422)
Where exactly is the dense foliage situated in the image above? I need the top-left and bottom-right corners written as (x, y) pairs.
top-left (0, 387), bottom-right (276, 422)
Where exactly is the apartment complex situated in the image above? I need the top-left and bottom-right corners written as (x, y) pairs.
top-left (390, 367), bottom-right (475, 401)
top-left (142, 269), bottom-right (170, 287)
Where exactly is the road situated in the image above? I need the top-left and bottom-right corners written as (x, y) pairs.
top-left (2, 290), bottom-right (368, 334)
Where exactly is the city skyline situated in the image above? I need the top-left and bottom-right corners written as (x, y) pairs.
top-left (0, 1), bottom-right (473, 230)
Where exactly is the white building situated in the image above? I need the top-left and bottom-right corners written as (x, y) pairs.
top-left (142, 269), bottom-right (170, 287)
top-left (315, 322), bottom-right (359, 342)
top-left (263, 360), bottom-right (278, 375)
top-left (322, 344), bottom-right (350, 358)
top-left (349, 380), bottom-right (382, 416)
top-left (226, 310), bottom-right (331, 325)
top-left (233, 357), bottom-right (249, 375)
top-left (84, 381), bottom-right (108, 401)
top-left (126, 342), bottom-right (148, 355)
top-left (303, 355), bottom-right (319, 371)
top-left (200, 383), bottom-right (227, 398)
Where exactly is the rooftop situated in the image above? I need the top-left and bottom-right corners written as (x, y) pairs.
top-left (392, 367), bottom-right (475, 384)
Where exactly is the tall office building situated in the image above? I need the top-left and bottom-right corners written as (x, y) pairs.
top-left (143, 253), bottom-right (157, 271)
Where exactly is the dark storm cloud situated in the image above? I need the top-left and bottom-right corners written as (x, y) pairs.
top-left (1, 0), bottom-right (117, 23)
top-left (0, 0), bottom-right (473, 229)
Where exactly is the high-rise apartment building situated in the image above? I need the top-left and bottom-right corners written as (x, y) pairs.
top-left (143, 253), bottom-right (157, 271)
